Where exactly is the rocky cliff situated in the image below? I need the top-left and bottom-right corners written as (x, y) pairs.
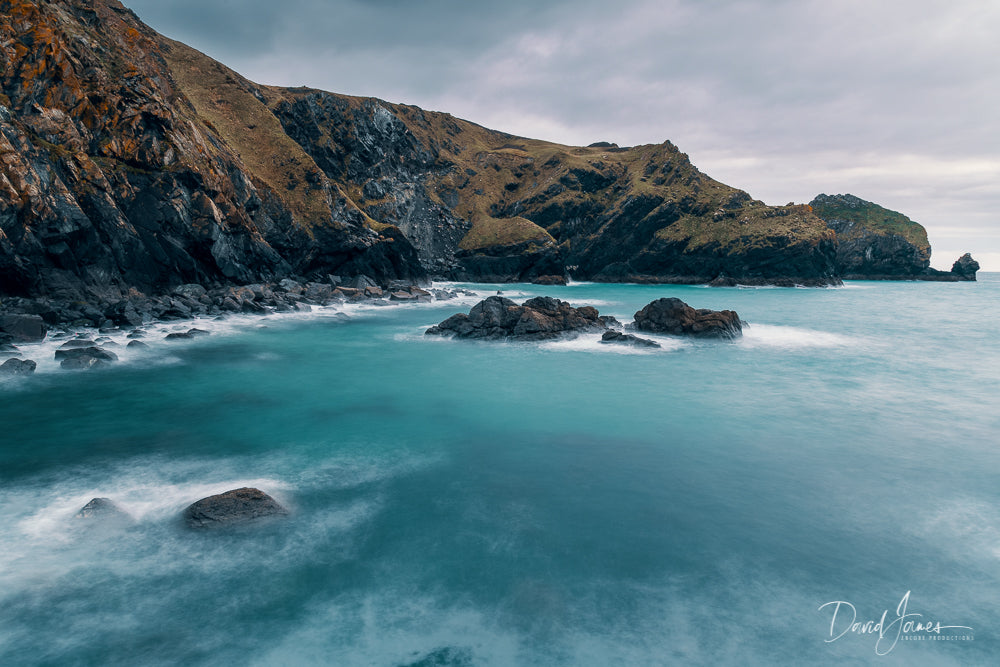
top-left (810, 194), bottom-right (977, 281)
top-left (0, 0), bottom-right (424, 304)
top-left (9, 0), bottom-right (952, 306)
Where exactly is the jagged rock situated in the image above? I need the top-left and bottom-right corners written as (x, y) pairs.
top-left (951, 253), bottom-right (980, 280)
top-left (426, 295), bottom-right (605, 341)
top-left (601, 330), bottom-right (660, 348)
top-left (183, 487), bottom-right (289, 529)
top-left (390, 291), bottom-right (418, 301)
top-left (173, 284), bottom-right (208, 300)
top-left (633, 298), bottom-right (742, 339)
top-left (0, 358), bottom-right (36, 375)
top-left (59, 339), bottom-right (97, 349)
top-left (76, 497), bottom-right (131, 521)
top-left (531, 274), bottom-right (569, 285)
top-left (54, 346), bottom-right (118, 362)
top-left (0, 315), bottom-right (47, 342)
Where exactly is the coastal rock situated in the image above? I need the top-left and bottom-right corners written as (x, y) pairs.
top-left (127, 340), bottom-right (149, 349)
top-left (0, 358), bottom-right (36, 375)
top-left (61, 355), bottom-right (109, 370)
top-left (531, 274), bottom-right (569, 286)
top-left (183, 487), bottom-right (289, 529)
top-left (951, 253), bottom-right (980, 280)
top-left (426, 295), bottom-right (604, 341)
top-left (54, 346), bottom-right (118, 362)
top-left (633, 298), bottom-right (742, 339)
top-left (76, 497), bottom-right (131, 521)
top-left (0, 315), bottom-right (47, 342)
top-left (600, 331), bottom-right (661, 348)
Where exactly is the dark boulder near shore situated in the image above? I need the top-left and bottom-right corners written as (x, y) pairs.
top-left (0, 358), bottom-right (36, 375)
top-left (633, 298), bottom-right (743, 339)
top-left (183, 487), bottom-right (289, 529)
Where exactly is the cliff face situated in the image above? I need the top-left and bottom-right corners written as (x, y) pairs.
top-left (809, 194), bottom-right (931, 278)
top-left (270, 90), bottom-right (839, 285)
top-left (0, 0), bottom-right (865, 302)
top-left (0, 0), bottom-right (423, 302)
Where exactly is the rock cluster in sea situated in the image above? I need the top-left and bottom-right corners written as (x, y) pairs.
top-left (74, 488), bottom-right (288, 531)
top-left (426, 296), bottom-right (742, 342)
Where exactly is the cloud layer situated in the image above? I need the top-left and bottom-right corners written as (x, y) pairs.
top-left (124, 0), bottom-right (1000, 268)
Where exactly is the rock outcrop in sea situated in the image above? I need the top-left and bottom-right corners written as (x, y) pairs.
top-left (633, 298), bottom-right (743, 339)
top-left (810, 194), bottom-right (979, 281)
top-left (427, 296), bottom-right (742, 341)
top-left (183, 487), bottom-right (288, 529)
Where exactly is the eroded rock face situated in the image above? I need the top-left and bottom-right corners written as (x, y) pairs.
top-left (426, 296), bottom-right (604, 341)
top-left (183, 487), bottom-right (288, 529)
top-left (951, 253), bottom-right (980, 280)
top-left (633, 298), bottom-right (742, 339)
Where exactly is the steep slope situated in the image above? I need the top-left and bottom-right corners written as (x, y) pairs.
top-left (0, 0), bottom-right (847, 304)
top-left (269, 90), bottom-right (840, 285)
top-left (0, 0), bottom-right (423, 302)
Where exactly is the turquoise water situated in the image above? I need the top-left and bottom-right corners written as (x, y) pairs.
top-left (1, 277), bottom-right (998, 665)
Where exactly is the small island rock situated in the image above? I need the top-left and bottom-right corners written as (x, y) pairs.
top-left (633, 298), bottom-right (742, 339)
top-left (183, 487), bottom-right (288, 529)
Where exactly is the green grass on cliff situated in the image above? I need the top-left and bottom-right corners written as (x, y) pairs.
top-left (810, 196), bottom-right (929, 249)
top-left (161, 39), bottom-right (334, 230)
top-left (459, 213), bottom-right (554, 250)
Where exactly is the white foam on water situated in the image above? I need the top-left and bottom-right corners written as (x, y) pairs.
top-left (538, 332), bottom-right (684, 354)
top-left (738, 323), bottom-right (855, 350)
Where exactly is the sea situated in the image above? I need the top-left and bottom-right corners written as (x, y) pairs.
top-left (1, 276), bottom-right (997, 666)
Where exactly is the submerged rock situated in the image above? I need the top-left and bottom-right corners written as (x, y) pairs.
top-left (0, 358), bottom-right (36, 375)
top-left (600, 330), bottom-right (660, 348)
top-left (426, 296), bottom-right (604, 341)
top-left (76, 497), bottom-right (131, 521)
top-left (54, 346), bottom-right (118, 362)
top-left (61, 355), bottom-right (109, 370)
top-left (183, 487), bottom-right (289, 529)
top-left (633, 298), bottom-right (742, 339)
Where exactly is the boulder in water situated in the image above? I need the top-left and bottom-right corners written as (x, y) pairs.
top-left (183, 487), bottom-right (288, 529)
top-left (76, 497), bottom-right (132, 521)
top-left (601, 330), bottom-right (661, 348)
top-left (426, 296), bottom-right (604, 341)
top-left (0, 358), bottom-right (36, 375)
top-left (633, 298), bottom-right (742, 339)
top-left (0, 314), bottom-right (47, 342)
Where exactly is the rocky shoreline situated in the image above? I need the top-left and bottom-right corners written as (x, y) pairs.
top-left (0, 274), bottom-right (474, 376)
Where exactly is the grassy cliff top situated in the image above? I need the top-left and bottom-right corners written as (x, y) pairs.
top-left (810, 194), bottom-right (929, 250)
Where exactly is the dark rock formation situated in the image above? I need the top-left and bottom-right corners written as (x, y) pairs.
top-left (61, 355), bottom-right (108, 370)
top-left (76, 497), bottom-right (131, 521)
top-left (811, 194), bottom-right (931, 278)
top-left (531, 274), bottom-right (569, 286)
top-left (600, 330), bottom-right (661, 348)
top-left (0, 314), bottom-right (47, 342)
top-left (0, 357), bottom-right (35, 374)
top-left (54, 346), bottom-right (118, 362)
top-left (633, 298), bottom-right (742, 339)
top-left (183, 487), bottom-right (289, 529)
top-left (951, 253), bottom-right (980, 280)
top-left (426, 296), bottom-right (604, 341)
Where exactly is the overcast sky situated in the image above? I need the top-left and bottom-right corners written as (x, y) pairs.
top-left (124, 0), bottom-right (1000, 269)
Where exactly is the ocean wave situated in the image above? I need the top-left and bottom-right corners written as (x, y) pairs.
top-left (738, 323), bottom-right (855, 350)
